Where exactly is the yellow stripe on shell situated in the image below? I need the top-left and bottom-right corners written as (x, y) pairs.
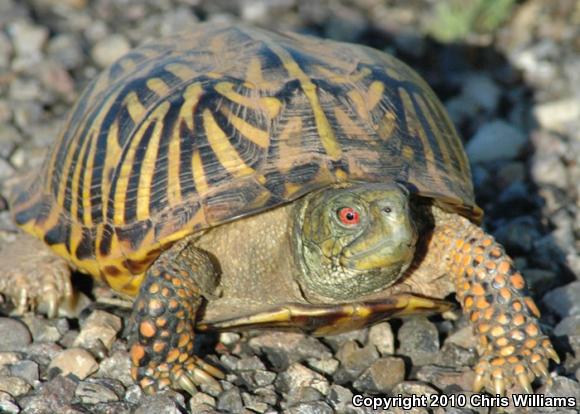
top-left (98, 119), bottom-right (123, 223)
top-left (202, 109), bottom-right (260, 179)
top-left (218, 105), bottom-right (270, 148)
top-left (124, 91), bottom-right (148, 124)
top-left (399, 87), bottom-right (440, 181)
top-left (191, 149), bottom-right (209, 196)
top-left (136, 102), bottom-right (170, 221)
top-left (312, 65), bottom-right (371, 84)
top-left (112, 106), bottom-right (162, 225)
top-left (164, 63), bottom-right (200, 83)
top-left (214, 81), bottom-right (281, 119)
top-left (415, 93), bottom-right (453, 172)
top-left (146, 77), bottom-right (171, 96)
top-left (254, 40), bottom-right (342, 160)
top-left (333, 107), bottom-right (368, 139)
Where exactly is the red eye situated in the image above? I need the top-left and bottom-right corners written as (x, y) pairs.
top-left (338, 207), bottom-right (360, 225)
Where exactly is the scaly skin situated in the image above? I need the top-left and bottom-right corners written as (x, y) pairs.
top-left (433, 210), bottom-right (559, 395)
top-left (129, 238), bottom-right (224, 395)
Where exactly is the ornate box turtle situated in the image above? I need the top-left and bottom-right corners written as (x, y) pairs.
top-left (1, 23), bottom-right (558, 396)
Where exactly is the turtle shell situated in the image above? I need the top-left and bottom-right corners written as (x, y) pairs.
top-left (10, 23), bottom-right (482, 296)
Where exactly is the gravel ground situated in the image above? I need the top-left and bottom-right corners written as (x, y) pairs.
top-left (0, 0), bottom-right (579, 413)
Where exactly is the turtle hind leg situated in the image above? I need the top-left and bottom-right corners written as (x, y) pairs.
top-left (435, 211), bottom-right (559, 395)
top-left (129, 241), bottom-right (224, 395)
top-left (0, 233), bottom-right (73, 318)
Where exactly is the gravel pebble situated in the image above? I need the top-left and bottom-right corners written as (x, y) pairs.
top-left (75, 379), bottom-right (121, 404)
top-left (134, 392), bottom-right (185, 414)
top-left (0, 318), bottom-right (31, 351)
top-left (353, 356), bottom-right (405, 394)
top-left (0, 391), bottom-right (20, 414)
top-left (367, 322), bottom-right (395, 355)
top-left (74, 310), bottom-right (122, 351)
top-left (466, 120), bottom-right (528, 163)
top-left (335, 340), bottom-right (379, 382)
top-left (10, 360), bottom-right (39, 384)
top-left (91, 34), bottom-right (131, 68)
top-left (0, 376), bottom-right (31, 397)
top-left (249, 332), bottom-right (332, 370)
top-left (48, 348), bottom-right (99, 380)
top-left (276, 362), bottom-right (329, 396)
top-left (216, 387), bottom-right (244, 413)
top-left (397, 317), bottom-right (440, 366)
top-left (543, 281), bottom-right (580, 318)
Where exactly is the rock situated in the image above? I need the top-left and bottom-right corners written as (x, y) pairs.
top-left (216, 387), bottom-right (244, 413)
top-left (543, 281), bottom-right (580, 318)
top-left (461, 73), bottom-right (501, 113)
top-left (20, 314), bottom-right (67, 342)
top-left (7, 20), bottom-right (48, 61)
top-left (554, 314), bottom-right (580, 351)
top-left (327, 384), bottom-right (353, 412)
top-left (493, 216), bottom-right (541, 254)
top-left (134, 392), bottom-right (185, 414)
top-left (276, 363), bottom-right (329, 396)
top-left (75, 379), bottom-right (121, 404)
top-left (239, 369), bottom-right (276, 389)
top-left (306, 357), bottom-right (339, 376)
top-left (124, 384), bottom-right (143, 404)
top-left (48, 348), bottom-right (99, 380)
top-left (353, 356), bottom-right (405, 394)
top-left (325, 5), bottom-right (367, 42)
top-left (444, 325), bottom-right (476, 349)
top-left (0, 391), bottom-right (19, 414)
top-left (537, 376), bottom-right (580, 403)
top-left (391, 380), bottom-right (439, 398)
top-left (532, 153), bottom-right (568, 189)
top-left (523, 268), bottom-right (559, 293)
top-left (286, 386), bottom-right (324, 406)
top-left (159, 7), bottom-right (199, 37)
top-left (0, 353), bottom-right (21, 366)
top-left (0, 32), bottom-right (13, 68)
top-left (189, 391), bottom-right (216, 412)
top-left (241, 391), bottom-right (270, 413)
top-left (0, 375), bottom-right (31, 397)
top-left (0, 318), bottom-right (31, 351)
top-left (334, 340), bottom-right (379, 382)
top-left (189, 392), bottom-right (215, 413)
top-left (534, 98), bottom-right (580, 132)
top-left (466, 120), bottom-right (527, 163)
top-left (397, 317), bottom-right (440, 366)
top-left (74, 310), bottom-right (122, 351)
top-left (10, 360), bottom-right (39, 384)
top-left (91, 34), bottom-right (131, 68)
top-left (249, 332), bottom-right (331, 370)
top-left (435, 343), bottom-right (477, 368)
top-left (416, 365), bottom-right (474, 393)
top-left (286, 401), bottom-right (334, 414)
top-left (46, 34), bottom-right (84, 70)
top-left (368, 322), bottom-right (395, 355)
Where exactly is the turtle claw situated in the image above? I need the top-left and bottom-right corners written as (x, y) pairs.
top-left (473, 372), bottom-right (486, 393)
top-left (517, 372), bottom-right (533, 394)
top-left (175, 373), bottom-right (198, 396)
top-left (472, 338), bottom-right (558, 395)
top-left (493, 376), bottom-right (505, 396)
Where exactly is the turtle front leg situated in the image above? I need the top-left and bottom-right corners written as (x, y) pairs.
top-left (436, 213), bottom-right (559, 395)
top-left (130, 241), bottom-right (224, 395)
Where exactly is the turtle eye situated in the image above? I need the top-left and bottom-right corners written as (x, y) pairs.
top-left (337, 207), bottom-right (360, 226)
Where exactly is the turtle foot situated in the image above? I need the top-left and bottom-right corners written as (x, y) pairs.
top-left (473, 337), bottom-right (559, 395)
top-left (0, 234), bottom-right (73, 318)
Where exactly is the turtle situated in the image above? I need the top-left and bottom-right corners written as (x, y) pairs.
top-left (0, 23), bottom-right (558, 397)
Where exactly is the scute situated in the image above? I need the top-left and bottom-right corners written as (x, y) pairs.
top-left (9, 23), bottom-right (482, 296)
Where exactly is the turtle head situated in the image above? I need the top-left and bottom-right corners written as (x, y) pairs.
top-left (294, 183), bottom-right (418, 301)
